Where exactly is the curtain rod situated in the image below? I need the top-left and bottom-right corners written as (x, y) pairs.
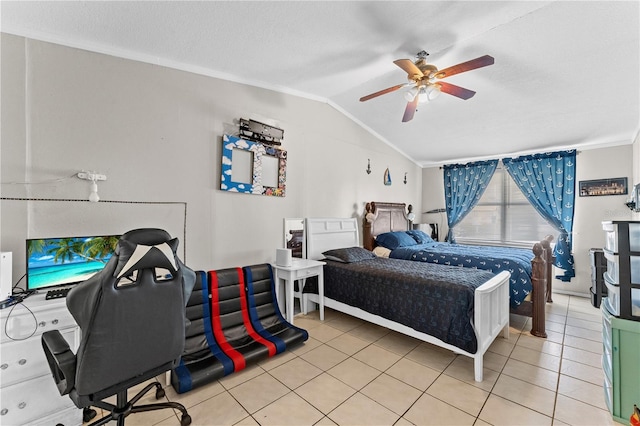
top-left (438, 150), bottom-right (581, 169)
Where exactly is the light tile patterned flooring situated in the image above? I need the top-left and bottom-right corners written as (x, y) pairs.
top-left (91, 294), bottom-right (625, 425)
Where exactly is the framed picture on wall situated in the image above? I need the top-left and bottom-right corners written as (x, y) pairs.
top-left (579, 177), bottom-right (628, 197)
top-left (220, 134), bottom-right (287, 197)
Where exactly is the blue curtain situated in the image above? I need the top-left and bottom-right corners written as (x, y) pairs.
top-left (502, 150), bottom-right (576, 282)
top-left (443, 160), bottom-right (498, 243)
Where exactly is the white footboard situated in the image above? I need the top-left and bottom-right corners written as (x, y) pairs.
top-left (472, 270), bottom-right (511, 381)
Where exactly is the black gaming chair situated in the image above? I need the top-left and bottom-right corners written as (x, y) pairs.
top-left (41, 229), bottom-right (196, 426)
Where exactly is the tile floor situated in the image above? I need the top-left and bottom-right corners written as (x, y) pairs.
top-left (91, 294), bottom-right (625, 425)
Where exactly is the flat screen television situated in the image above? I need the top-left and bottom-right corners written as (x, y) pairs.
top-left (26, 235), bottom-right (121, 292)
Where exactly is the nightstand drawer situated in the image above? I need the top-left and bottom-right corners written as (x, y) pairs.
top-left (294, 267), bottom-right (320, 279)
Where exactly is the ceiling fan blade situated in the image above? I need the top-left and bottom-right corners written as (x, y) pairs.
top-left (438, 82), bottom-right (476, 100)
top-left (393, 59), bottom-right (424, 78)
top-left (359, 83), bottom-right (407, 102)
top-left (402, 96), bottom-right (419, 122)
top-left (436, 55), bottom-right (494, 79)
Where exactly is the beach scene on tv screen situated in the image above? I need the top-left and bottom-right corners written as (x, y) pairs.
top-left (27, 236), bottom-right (120, 289)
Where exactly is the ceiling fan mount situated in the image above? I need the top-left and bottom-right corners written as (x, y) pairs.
top-left (360, 50), bottom-right (494, 122)
top-left (407, 51), bottom-right (438, 81)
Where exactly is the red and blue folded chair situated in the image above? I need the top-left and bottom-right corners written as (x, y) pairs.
top-left (171, 264), bottom-right (308, 394)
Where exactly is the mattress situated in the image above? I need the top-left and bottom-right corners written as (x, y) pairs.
top-left (322, 257), bottom-right (497, 353)
top-left (389, 242), bottom-right (534, 309)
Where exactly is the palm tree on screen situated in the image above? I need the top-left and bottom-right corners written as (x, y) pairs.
top-left (27, 239), bottom-right (46, 257)
top-left (50, 238), bottom-right (85, 264)
top-left (46, 236), bottom-right (120, 264)
top-left (82, 236), bottom-right (120, 262)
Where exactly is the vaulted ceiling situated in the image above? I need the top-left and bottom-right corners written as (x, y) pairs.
top-left (2, 1), bottom-right (639, 167)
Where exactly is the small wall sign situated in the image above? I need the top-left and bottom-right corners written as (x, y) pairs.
top-left (579, 177), bottom-right (627, 197)
top-left (384, 168), bottom-right (392, 186)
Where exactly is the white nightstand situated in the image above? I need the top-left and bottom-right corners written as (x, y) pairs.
top-left (272, 258), bottom-right (325, 324)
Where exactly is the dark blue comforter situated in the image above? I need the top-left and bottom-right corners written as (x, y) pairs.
top-left (390, 243), bottom-right (534, 309)
top-left (323, 258), bottom-right (497, 353)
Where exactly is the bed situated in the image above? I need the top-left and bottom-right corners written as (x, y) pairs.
top-left (363, 201), bottom-right (554, 338)
top-left (304, 217), bottom-right (510, 382)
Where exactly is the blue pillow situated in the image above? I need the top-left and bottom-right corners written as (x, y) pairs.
top-left (375, 231), bottom-right (417, 250)
top-left (406, 229), bottom-right (434, 244)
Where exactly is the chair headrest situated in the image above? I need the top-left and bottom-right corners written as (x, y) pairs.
top-left (114, 231), bottom-right (180, 279)
top-left (119, 228), bottom-right (173, 246)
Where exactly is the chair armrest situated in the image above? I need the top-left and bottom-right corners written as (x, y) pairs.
top-left (41, 330), bottom-right (76, 396)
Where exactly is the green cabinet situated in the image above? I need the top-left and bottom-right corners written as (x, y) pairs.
top-left (602, 301), bottom-right (640, 424)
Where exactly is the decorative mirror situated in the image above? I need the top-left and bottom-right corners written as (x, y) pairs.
top-left (220, 134), bottom-right (286, 196)
top-left (284, 218), bottom-right (305, 258)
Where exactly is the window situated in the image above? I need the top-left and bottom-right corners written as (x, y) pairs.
top-left (454, 167), bottom-right (556, 247)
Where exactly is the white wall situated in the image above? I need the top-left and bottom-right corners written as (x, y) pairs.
top-left (633, 131), bottom-right (640, 221)
top-left (420, 145), bottom-right (635, 297)
top-left (0, 34), bottom-right (422, 284)
top-left (566, 145), bottom-right (634, 296)
top-left (420, 166), bottom-right (448, 240)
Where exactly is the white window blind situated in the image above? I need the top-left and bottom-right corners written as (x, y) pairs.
top-left (454, 167), bottom-right (556, 247)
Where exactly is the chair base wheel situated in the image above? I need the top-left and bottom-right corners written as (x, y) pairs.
top-left (83, 407), bottom-right (98, 423)
top-left (181, 414), bottom-right (192, 426)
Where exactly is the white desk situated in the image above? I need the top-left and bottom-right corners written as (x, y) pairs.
top-left (0, 293), bottom-right (82, 426)
top-left (272, 259), bottom-right (325, 324)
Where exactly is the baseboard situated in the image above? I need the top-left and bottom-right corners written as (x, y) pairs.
top-left (552, 289), bottom-right (590, 298)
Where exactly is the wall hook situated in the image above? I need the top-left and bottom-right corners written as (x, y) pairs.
top-left (366, 159), bottom-right (371, 175)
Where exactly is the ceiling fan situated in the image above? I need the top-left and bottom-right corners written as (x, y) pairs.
top-left (359, 51), bottom-right (494, 122)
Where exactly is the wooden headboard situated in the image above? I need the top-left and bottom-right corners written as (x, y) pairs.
top-left (363, 202), bottom-right (411, 250)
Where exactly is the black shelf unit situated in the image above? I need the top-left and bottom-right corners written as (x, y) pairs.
top-left (602, 221), bottom-right (640, 321)
top-left (589, 248), bottom-right (607, 308)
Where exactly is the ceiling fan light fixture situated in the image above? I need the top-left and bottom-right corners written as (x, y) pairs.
top-left (426, 84), bottom-right (441, 101)
top-left (404, 86), bottom-right (419, 101)
top-left (417, 86), bottom-right (430, 104)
